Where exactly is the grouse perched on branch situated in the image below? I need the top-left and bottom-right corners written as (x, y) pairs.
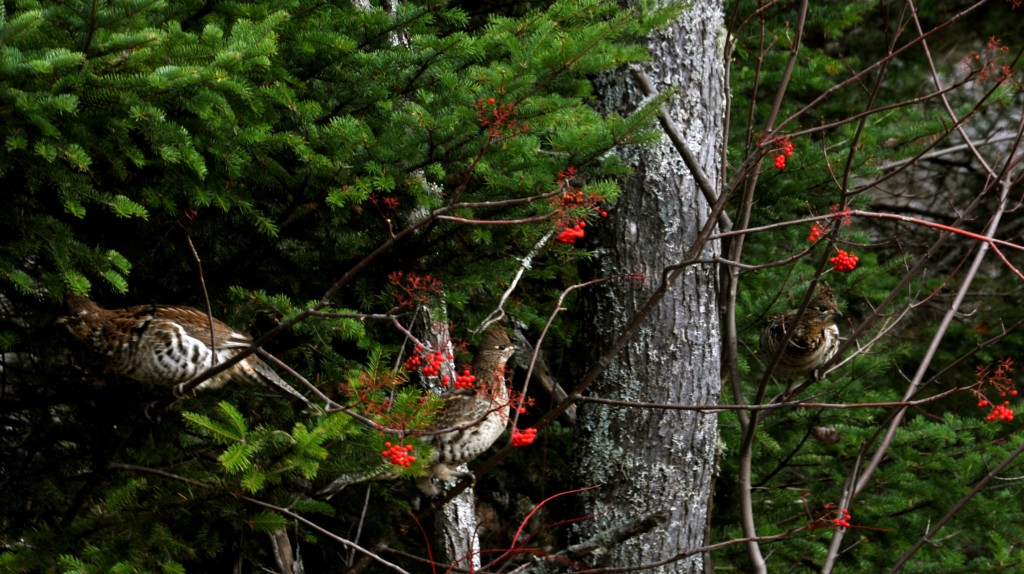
top-left (58, 295), bottom-right (312, 406)
top-left (760, 283), bottom-right (841, 382)
top-left (320, 325), bottom-right (516, 497)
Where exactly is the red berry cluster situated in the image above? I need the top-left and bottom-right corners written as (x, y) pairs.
top-left (454, 367), bottom-right (476, 390)
top-left (403, 347), bottom-right (422, 371)
top-left (978, 358), bottom-right (1015, 390)
top-left (556, 186), bottom-right (606, 216)
top-left (806, 503), bottom-right (853, 530)
top-left (979, 401), bottom-right (1015, 422)
top-left (556, 221), bottom-right (586, 244)
top-left (505, 391), bottom-right (535, 423)
top-left (473, 97), bottom-right (526, 139)
top-left (808, 223), bottom-right (827, 243)
top-left (511, 427), bottom-right (537, 447)
top-left (369, 193), bottom-right (399, 213)
top-left (832, 508), bottom-right (852, 528)
top-left (829, 250), bottom-right (859, 272)
top-left (551, 170), bottom-right (606, 247)
top-left (963, 36), bottom-right (1014, 83)
top-left (404, 344), bottom-right (450, 377)
top-left (974, 358), bottom-right (1017, 423)
top-left (382, 441), bottom-right (416, 467)
top-left (831, 203), bottom-right (853, 226)
top-left (388, 271), bottom-right (442, 308)
top-left (772, 137), bottom-right (795, 169)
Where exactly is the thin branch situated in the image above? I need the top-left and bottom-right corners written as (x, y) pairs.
top-left (309, 311), bottom-right (401, 321)
top-left (509, 276), bottom-right (618, 434)
top-left (709, 210), bottom-right (1024, 253)
top-left (782, 76), bottom-right (971, 142)
top-left (435, 213), bottom-right (554, 225)
top-left (107, 463), bottom-right (410, 573)
top-left (772, 0), bottom-right (989, 135)
top-left (887, 439), bottom-right (1024, 573)
top-left (574, 384), bottom-right (965, 412)
top-left (169, 187), bottom-right (568, 398)
top-left (629, 67), bottom-right (732, 231)
top-left (824, 174), bottom-right (1015, 571)
top-left (478, 229), bottom-right (556, 335)
top-left (243, 496), bottom-right (411, 574)
top-left (568, 522), bottom-right (825, 574)
top-left (182, 230), bottom-right (219, 368)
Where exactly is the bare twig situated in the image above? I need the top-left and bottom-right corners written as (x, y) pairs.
top-left (574, 384), bottom-right (966, 412)
top-left (509, 276), bottom-right (617, 434)
top-left (887, 439), bottom-right (1024, 573)
top-left (170, 188), bottom-right (567, 397)
top-left (108, 463), bottom-right (409, 573)
top-left (478, 229), bottom-right (556, 335)
top-left (183, 231), bottom-right (219, 368)
top-left (629, 67), bottom-right (732, 231)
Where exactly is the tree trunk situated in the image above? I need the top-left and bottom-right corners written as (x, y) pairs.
top-left (415, 306), bottom-right (482, 570)
top-left (572, 2), bottom-right (724, 572)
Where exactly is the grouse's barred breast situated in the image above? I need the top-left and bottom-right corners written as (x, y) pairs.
top-left (319, 326), bottom-right (515, 497)
top-left (59, 296), bottom-right (310, 404)
top-left (426, 331), bottom-right (514, 460)
top-left (760, 284), bottom-right (841, 380)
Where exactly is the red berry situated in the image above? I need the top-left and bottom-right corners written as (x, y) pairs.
top-left (511, 427), bottom-right (538, 447)
top-left (829, 250), bottom-right (859, 272)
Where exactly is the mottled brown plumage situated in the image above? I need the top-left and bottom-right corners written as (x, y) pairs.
top-left (415, 326), bottom-right (515, 495)
top-left (58, 295), bottom-right (311, 405)
top-left (319, 326), bottom-right (515, 497)
top-left (760, 283), bottom-right (841, 381)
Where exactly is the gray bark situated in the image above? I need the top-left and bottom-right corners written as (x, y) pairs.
top-left (415, 306), bottom-right (482, 570)
top-left (571, 1), bottom-right (724, 572)
top-left (268, 528), bottom-right (304, 574)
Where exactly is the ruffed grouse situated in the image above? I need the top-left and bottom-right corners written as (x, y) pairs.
top-left (319, 325), bottom-right (516, 497)
top-left (58, 295), bottom-right (312, 406)
top-left (760, 283), bottom-right (841, 382)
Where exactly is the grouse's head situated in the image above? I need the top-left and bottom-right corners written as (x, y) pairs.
top-left (58, 295), bottom-right (103, 341)
top-left (476, 326), bottom-right (516, 364)
top-left (808, 283), bottom-right (840, 323)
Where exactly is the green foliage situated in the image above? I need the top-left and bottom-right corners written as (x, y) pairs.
top-left (718, 0), bottom-right (1024, 571)
top-left (183, 401), bottom-right (352, 493)
top-left (0, 0), bottom-right (682, 570)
